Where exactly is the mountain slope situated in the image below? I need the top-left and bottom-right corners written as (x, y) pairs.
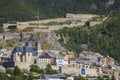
top-left (0, 0), bottom-right (120, 24)
top-left (0, 0), bottom-right (34, 23)
top-left (56, 14), bottom-right (120, 62)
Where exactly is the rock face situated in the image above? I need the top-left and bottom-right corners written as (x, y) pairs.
top-left (47, 31), bottom-right (66, 51)
top-left (0, 31), bottom-right (65, 51)
top-left (105, 0), bottom-right (115, 8)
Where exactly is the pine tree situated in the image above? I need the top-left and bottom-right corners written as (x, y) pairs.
top-left (14, 66), bottom-right (22, 76)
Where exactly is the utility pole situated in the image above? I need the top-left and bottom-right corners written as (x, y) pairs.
top-left (37, 9), bottom-right (39, 27)
top-left (47, 26), bottom-right (51, 43)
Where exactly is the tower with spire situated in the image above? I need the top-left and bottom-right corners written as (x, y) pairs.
top-left (35, 41), bottom-right (42, 57)
top-left (25, 41), bottom-right (31, 47)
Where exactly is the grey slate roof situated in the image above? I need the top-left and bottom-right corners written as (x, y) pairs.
top-left (76, 58), bottom-right (90, 64)
top-left (12, 46), bottom-right (37, 56)
top-left (39, 53), bottom-right (51, 58)
top-left (41, 74), bottom-right (67, 79)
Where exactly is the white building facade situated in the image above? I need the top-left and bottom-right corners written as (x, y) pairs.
top-left (56, 58), bottom-right (65, 66)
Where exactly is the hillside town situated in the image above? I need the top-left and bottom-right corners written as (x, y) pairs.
top-left (0, 13), bottom-right (119, 80)
top-left (1, 0), bottom-right (120, 80)
top-left (0, 40), bottom-right (120, 80)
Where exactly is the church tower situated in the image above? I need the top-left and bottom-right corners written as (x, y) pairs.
top-left (25, 41), bottom-right (31, 47)
top-left (35, 41), bottom-right (42, 57)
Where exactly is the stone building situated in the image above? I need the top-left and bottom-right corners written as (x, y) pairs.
top-left (61, 51), bottom-right (75, 59)
top-left (11, 46), bottom-right (35, 63)
top-left (11, 41), bottom-right (42, 69)
top-left (100, 55), bottom-right (115, 67)
top-left (36, 53), bottom-right (53, 68)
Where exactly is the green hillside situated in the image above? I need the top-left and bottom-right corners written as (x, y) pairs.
top-left (56, 14), bottom-right (120, 62)
top-left (0, 0), bottom-right (120, 24)
top-left (1, 0), bottom-right (120, 61)
top-left (0, 0), bottom-right (35, 22)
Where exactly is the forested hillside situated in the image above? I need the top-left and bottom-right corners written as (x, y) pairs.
top-left (0, 0), bottom-right (120, 24)
top-left (56, 14), bottom-right (120, 62)
top-left (0, 0), bottom-right (35, 22)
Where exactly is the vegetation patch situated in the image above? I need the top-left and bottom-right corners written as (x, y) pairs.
top-left (56, 14), bottom-right (120, 62)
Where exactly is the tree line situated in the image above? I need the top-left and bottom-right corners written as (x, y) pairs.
top-left (0, 64), bottom-right (114, 80)
top-left (0, 0), bottom-right (120, 24)
top-left (56, 14), bottom-right (120, 62)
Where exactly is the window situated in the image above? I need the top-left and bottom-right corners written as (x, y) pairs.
top-left (119, 73), bottom-right (120, 76)
top-left (18, 53), bottom-right (20, 56)
top-left (82, 65), bottom-right (84, 67)
top-left (86, 66), bottom-right (88, 68)
top-left (28, 53), bottom-right (30, 56)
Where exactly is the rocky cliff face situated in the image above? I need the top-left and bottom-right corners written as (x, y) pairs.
top-left (105, 0), bottom-right (115, 8)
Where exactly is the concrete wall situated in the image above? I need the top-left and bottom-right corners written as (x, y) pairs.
top-left (90, 21), bottom-right (102, 26)
top-left (79, 68), bottom-right (98, 77)
top-left (25, 52), bottom-right (34, 64)
top-left (3, 14), bottom-right (100, 31)
top-left (3, 23), bottom-right (17, 29)
top-left (66, 13), bottom-right (98, 22)
top-left (114, 70), bottom-right (120, 80)
top-left (60, 66), bottom-right (98, 77)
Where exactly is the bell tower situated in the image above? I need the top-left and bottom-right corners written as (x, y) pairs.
top-left (35, 41), bottom-right (42, 57)
top-left (25, 41), bottom-right (31, 47)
